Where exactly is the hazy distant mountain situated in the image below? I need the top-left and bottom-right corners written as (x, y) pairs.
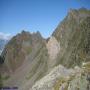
top-left (1, 8), bottom-right (90, 90)
top-left (0, 39), bottom-right (8, 55)
top-left (0, 32), bottom-right (11, 55)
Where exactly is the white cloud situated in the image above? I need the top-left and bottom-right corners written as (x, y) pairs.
top-left (0, 32), bottom-right (12, 40)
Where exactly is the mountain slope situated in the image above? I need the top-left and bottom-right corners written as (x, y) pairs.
top-left (31, 8), bottom-right (90, 90)
top-left (1, 31), bottom-right (49, 89)
top-left (52, 8), bottom-right (90, 68)
top-left (1, 31), bottom-right (45, 72)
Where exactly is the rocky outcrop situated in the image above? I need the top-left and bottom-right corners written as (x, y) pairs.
top-left (46, 36), bottom-right (60, 69)
top-left (31, 64), bottom-right (89, 90)
top-left (46, 36), bottom-right (60, 60)
top-left (31, 65), bottom-right (74, 90)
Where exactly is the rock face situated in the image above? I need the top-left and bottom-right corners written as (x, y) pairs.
top-left (46, 36), bottom-right (60, 60)
top-left (1, 8), bottom-right (90, 90)
top-left (52, 8), bottom-right (90, 68)
top-left (46, 36), bottom-right (60, 68)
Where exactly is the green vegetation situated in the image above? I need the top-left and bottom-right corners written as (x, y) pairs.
top-left (26, 47), bottom-right (32, 54)
top-left (2, 75), bottom-right (10, 80)
top-left (54, 75), bottom-right (75, 90)
top-left (54, 77), bottom-right (66, 90)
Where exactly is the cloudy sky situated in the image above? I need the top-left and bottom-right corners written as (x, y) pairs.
top-left (0, 32), bottom-right (12, 40)
top-left (0, 0), bottom-right (90, 38)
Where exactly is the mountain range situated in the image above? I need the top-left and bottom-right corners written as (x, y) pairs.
top-left (0, 8), bottom-right (90, 90)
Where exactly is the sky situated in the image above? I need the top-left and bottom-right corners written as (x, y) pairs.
top-left (0, 0), bottom-right (90, 39)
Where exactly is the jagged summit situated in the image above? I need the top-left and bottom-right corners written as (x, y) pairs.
top-left (10, 30), bottom-right (42, 42)
top-left (69, 7), bottom-right (89, 13)
top-left (1, 30), bottom-right (45, 72)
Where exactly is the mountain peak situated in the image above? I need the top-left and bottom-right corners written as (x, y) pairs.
top-left (21, 30), bottom-right (27, 34)
top-left (69, 8), bottom-right (89, 13)
top-left (68, 8), bottom-right (90, 19)
top-left (1, 30), bottom-right (45, 72)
